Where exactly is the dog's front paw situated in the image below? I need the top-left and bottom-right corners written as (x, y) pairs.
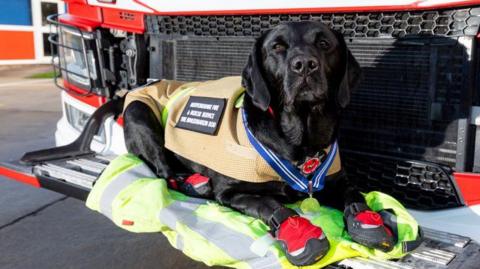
top-left (276, 216), bottom-right (330, 266)
top-left (168, 173), bottom-right (212, 198)
top-left (344, 203), bottom-right (396, 252)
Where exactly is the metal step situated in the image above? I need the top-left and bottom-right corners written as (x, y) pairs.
top-left (33, 155), bottom-right (114, 190)
top-left (337, 227), bottom-right (480, 269)
top-left (338, 257), bottom-right (414, 269)
top-left (34, 163), bottom-right (97, 189)
top-left (422, 227), bottom-right (470, 248)
top-left (66, 159), bottom-right (107, 174)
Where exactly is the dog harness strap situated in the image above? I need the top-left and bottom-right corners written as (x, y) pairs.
top-left (269, 207), bottom-right (298, 231)
top-left (241, 109), bottom-right (338, 193)
top-left (344, 202), bottom-right (371, 217)
top-left (402, 227), bottom-right (424, 253)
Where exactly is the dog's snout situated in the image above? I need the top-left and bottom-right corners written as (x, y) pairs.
top-left (290, 56), bottom-right (319, 76)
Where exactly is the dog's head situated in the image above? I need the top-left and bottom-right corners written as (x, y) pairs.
top-left (242, 21), bottom-right (361, 112)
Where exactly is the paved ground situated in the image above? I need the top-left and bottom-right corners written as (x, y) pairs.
top-left (0, 66), bottom-right (208, 269)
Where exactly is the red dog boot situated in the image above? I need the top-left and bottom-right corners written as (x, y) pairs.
top-left (167, 173), bottom-right (212, 198)
top-left (271, 208), bottom-right (330, 266)
top-left (344, 203), bottom-right (396, 252)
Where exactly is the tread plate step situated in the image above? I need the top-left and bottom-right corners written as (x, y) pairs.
top-left (33, 155), bottom-right (115, 190)
top-left (337, 227), bottom-right (480, 269)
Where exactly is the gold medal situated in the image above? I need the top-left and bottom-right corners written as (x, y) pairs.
top-left (300, 197), bottom-right (321, 214)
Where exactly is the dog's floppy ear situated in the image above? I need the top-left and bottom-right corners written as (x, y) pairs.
top-left (242, 31), bottom-right (271, 111)
top-left (336, 33), bottom-right (362, 109)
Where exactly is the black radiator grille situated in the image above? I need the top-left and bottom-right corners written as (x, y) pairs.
top-left (348, 42), bottom-right (431, 126)
top-left (340, 39), bottom-right (467, 169)
top-left (176, 40), bottom-right (252, 81)
top-left (343, 152), bottom-right (460, 210)
top-left (146, 6), bottom-right (478, 209)
top-left (147, 7), bottom-right (480, 38)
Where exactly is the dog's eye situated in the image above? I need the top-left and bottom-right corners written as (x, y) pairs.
top-left (273, 43), bottom-right (287, 53)
top-left (318, 40), bottom-right (330, 50)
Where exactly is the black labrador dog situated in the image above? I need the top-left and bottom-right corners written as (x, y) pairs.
top-left (123, 21), bottom-right (395, 266)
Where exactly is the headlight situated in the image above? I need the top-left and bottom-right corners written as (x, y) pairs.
top-left (64, 103), bottom-right (105, 143)
top-left (58, 28), bottom-right (97, 88)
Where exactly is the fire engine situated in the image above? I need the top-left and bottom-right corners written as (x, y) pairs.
top-left (1, 0), bottom-right (480, 268)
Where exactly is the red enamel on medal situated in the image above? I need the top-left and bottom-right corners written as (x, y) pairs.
top-left (302, 158), bottom-right (320, 175)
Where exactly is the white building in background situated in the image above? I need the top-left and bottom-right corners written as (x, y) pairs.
top-left (0, 0), bottom-right (65, 65)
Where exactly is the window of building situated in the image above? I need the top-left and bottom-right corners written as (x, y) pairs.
top-left (42, 33), bottom-right (57, 56)
top-left (41, 2), bottom-right (58, 26)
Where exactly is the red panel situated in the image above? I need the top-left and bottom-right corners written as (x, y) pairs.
top-left (135, 0), bottom-right (480, 15)
top-left (102, 8), bottom-right (145, 33)
top-left (0, 166), bottom-right (40, 188)
top-left (454, 172), bottom-right (480, 206)
top-left (67, 2), bottom-right (102, 20)
top-left (59, 3), bottom-right (102, 32)
top-left (64, 0), bottom-right (88, 4)
top-left (0, 31), bottom-right (35, 60)
top-left (63, 80), bottom-right (106, 108)
top-left (67, 91), bottom-right (106, 108)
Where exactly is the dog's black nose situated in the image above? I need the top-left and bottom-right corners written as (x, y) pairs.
top-left (290, 56), bottom-right (319, 75)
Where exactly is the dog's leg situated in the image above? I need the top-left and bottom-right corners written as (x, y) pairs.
top-left (123, 101), bottom-right (174, 179)
top-left (216, 191), bottom-right (329, 266)
top-left (216, 192), bottom-right (284, 223)
top-left (314, 171), bottom-right (364, 210)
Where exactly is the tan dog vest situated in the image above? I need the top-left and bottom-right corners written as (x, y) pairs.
top-left (124, 76), bottom-right (341, 183)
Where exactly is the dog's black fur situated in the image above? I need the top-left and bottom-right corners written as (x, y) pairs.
top-left (123, 21), bottom-right (364, 230)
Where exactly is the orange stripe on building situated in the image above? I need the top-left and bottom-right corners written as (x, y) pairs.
top-left (0, 30), bottom-right (35, 60)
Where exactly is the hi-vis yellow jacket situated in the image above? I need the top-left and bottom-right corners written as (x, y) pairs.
top-left (93, 77), bottom-right (423, 268)
top-left (86, 154), bottom-right (422, 269)
top-left (123, 76), bottom-right (341, 183)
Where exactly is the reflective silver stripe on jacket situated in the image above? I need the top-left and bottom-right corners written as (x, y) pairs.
top-left (99, 163), bottom-right (156, 219)
top-left (158, 201), bottom-right (282, 269)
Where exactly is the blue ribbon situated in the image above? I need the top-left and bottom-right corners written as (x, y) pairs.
top-left (241, 109), bottom-right (338, 193)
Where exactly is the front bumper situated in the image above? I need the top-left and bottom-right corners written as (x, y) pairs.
top-left (55, 91), bottom-right (127, 155)
top-left (410, 205), bottom-right (480, 243)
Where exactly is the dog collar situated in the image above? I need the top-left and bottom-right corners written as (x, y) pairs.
top-left (241, 108), bottom-right (338, 194)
